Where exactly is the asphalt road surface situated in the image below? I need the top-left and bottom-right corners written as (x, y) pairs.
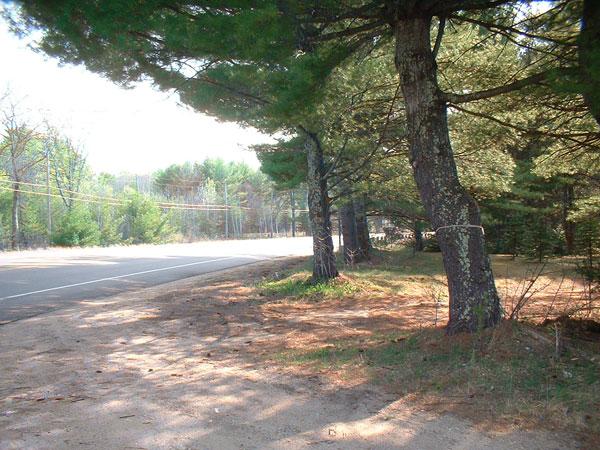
top-left (0, 237), bottom-right (313, 325)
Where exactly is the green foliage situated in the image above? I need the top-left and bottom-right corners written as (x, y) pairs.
top-left (52, 206), bottom-right (100, 247)
top-left (574, 219), bottom-right (600, 285)
top-left (258, 272), bottom-right (359, 300)
top-left (481, 138), bottom-right (569, 259)
top-left (0, 188), bottom-right (11, 248)
top-left (5, 1), bottom-right (599, 267)
top-left (256, 140), bottom-right (307, 189)
top-left (119, 190), bottom-right (171, 244)
top-left (423, 235), bottom-right (441, 253)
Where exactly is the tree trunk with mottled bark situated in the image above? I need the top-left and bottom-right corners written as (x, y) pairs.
top-left (305, 133), bottom-right (338, 280)
top-left (414, 220), bottom-right (424, 253)
top-left (394, 17), bottom-right (501, 334)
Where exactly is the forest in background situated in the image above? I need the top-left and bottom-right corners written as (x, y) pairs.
top-left (0, 108), bottom-right (312, 250)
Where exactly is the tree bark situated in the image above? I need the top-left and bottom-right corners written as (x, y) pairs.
top-left (580, 0), bottom-right (600, 127)
top-left (394, 17), bottom-right (501, 334)
top-left (305, 132), bottom-right (338, 280)
top-left (353, 195), bottom-right (371, 260)
top-left (340, 200), bottom-right (359, 265)
top-left (290, 190), bottom-right (296, 237)
top-left (414, 220), bottom-right (424, 253)
top-left (562, 184), bottom-right (576, 254)
top-left (11, 181), bottom-right (20, 251)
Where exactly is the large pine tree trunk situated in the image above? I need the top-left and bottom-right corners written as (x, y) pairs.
top-left (340, 200), bottom-right (359, 265)
top-left (353, 195), bottom-right (371, 260)
top-left (305, 133), bottom-right (338, 280)
top-left (394, 17), bottom-right (501, 334)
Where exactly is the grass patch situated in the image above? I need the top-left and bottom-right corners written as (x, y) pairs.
top-left (274, 322), bottom-right (599, 436)
top-left (257, 271), bottom-right (361, 300)
top-left (275, 344), bottom-right (363, 370)
top-left (258, 245), bottom-right (598, 443)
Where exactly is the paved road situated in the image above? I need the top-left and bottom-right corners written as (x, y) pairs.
top-left (0, 237), bottom-right (313, 324)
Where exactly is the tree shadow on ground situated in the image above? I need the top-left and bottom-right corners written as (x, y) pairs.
top-left (0, 258), bottom-right (583, 449)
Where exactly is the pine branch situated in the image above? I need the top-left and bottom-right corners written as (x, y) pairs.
top-left (441, 70), bottom-right (556, 103)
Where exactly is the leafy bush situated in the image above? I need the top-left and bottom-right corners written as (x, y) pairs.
top-left (119, 191), bottom-right (172, 244)
top-left (52, 206), bottom-right (100, 247)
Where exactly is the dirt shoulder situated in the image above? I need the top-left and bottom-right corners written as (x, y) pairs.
top-left (0, 257), bottom-right (579, 449)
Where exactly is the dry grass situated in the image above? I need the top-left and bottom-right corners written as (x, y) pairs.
top-left (249, 247), bottom-right (600, 447)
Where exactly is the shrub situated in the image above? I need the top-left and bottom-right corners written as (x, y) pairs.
top-left (52, 206), bottom-right (100, 247)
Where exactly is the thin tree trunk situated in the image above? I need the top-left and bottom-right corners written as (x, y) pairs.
top-left (340, 200), bottom-right (359, 265)
top-left (11, 181), bottom-right (20, 250)
top-left (270, 191), bottom-right (275, 238)
top-left (305, 190), bottom-right (312, 237)
top-left (353, 195), bottom-right (371, 260)
top-left (224, 184), bottom-right (229, 239)
top-left (305, 132), bottom-right (338, 280)
top-left (394, 17), bottom-right (501, 334)
top-left (290, 190), bottom-right (296, 237)
top-left (414, 220), bottom-right (424, 253)
top-left (562, 184), bottom-right (576, 254)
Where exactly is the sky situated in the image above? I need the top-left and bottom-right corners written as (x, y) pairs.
top-left (0, 11), bottom-right (271, 175)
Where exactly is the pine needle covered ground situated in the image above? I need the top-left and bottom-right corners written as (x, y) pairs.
top-left (253, 247), bottom-right (600, 447)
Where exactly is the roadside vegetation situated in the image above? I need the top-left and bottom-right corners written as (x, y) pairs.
top-left (255, 246), bottom-right (600, 444)
top-left (0, 141), bottom-right (311, 250)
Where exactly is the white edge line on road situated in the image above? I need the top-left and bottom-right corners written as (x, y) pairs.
top-left (0, 255), bottom-right (262, 301)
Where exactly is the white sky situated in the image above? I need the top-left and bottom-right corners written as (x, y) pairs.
top-left (0, 13), bottom-right (271, 175)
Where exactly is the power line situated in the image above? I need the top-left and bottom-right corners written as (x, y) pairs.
top-left (0, 179), bottom-right (127, 205)
top-left (0, 185), bottom-right (234, 211)
top-left (0, 179), bottom-right (250, 210)
top-left (0, 186), bottom-right (123, 207)
top-left (0, 185), bottom-right (229, 211)
top-left (0, 183), bottom-right (311, 212)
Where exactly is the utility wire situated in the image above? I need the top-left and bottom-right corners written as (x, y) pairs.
top-left (0, 179), bottom-right (251, 210)
top-left (0, 185), bottom-right (231, 211)
top-left (0, 186), bottom-right (123, 207)
top-left (0, 183), bottom-right (309, 212)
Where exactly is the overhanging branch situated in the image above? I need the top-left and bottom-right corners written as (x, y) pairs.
top-left (441, 70), bottom-right (556, 103)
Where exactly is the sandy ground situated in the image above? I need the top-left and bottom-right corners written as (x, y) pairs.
top-left (0, 259), bottom-right (578, 449)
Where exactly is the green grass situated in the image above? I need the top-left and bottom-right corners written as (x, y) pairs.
top-left (253, 244), bottom-right (599, 445)
top-left (276, 345), bottom-right (362, 369)
top-left (258, 244), bottom-right (598, 441)
top-left (257, 271), bottom-right (361, 300)
top-left (274, 323), bottom-right (599, 433)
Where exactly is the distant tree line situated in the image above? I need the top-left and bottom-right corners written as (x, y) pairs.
top-left (0, 100), bottom-right (310, 250)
